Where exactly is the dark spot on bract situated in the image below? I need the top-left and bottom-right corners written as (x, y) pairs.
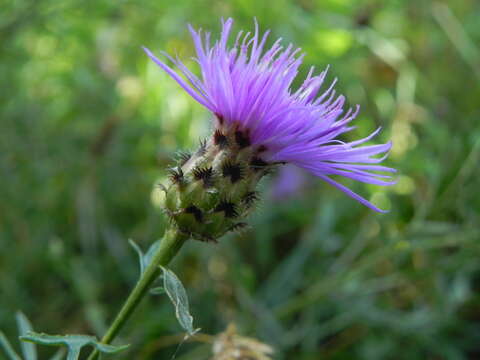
top-left (184, 205), bottom-right (203, 222)
top-left (257, 145), bottom-right (268, 153)
top-left (214, 200), bottom-right (238, 218)
top-left (221, 161), bottom-right (243, 183)
top-left (235, 130), bottom-right (251, 148)
top-left (215, 112), bottom-right (224, 125)
top-left (213, 129), bottom-right (229, 149)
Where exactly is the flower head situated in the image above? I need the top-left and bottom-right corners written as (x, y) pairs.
top-left (145, 18), bottom-right (395, 227)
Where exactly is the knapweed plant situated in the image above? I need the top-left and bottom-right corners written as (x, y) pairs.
top-left (5, 18), bottom-right (395, 359)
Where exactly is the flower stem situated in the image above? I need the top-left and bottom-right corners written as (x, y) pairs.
top-left (87, 228), bottom-right (188, 360)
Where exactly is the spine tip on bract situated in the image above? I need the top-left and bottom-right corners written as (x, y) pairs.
top-left (176, 151), bottom-right (192, 166)
top-left (168, 167), bottom-right (185, 185)
top-left (228, 222), bottom-right (248, 232)
top-left (192, 166), bottom-right (215, 188)
top-left (197, 139), bottom-right (207, 155)
top-left (213, 129), bottom-right (229, 149)
top-left (242, 191), bottom-right (259, 208)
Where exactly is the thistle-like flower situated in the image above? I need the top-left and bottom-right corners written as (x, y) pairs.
top-left (145, 19), bottom-right (395, 241)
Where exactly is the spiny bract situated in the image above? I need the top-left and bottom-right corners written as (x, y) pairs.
top-left (162, 130), bottom-right (266, 242)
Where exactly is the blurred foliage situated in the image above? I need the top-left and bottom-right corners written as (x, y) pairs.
top-left (1, 0), bottom-right (480, 359)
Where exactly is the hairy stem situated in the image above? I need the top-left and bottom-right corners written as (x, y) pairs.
top-left (87, 228), bottom-right (188, 360)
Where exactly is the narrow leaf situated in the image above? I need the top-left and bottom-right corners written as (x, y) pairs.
top-left (160, 266), bottom-right (197, 335)
top-left (129, 239), bottom-right (145, 274)
top-left (129, 239), bottom-right (161, 275)
top-left (143, 240), bottom-right (161, 272)
top-left (0, 331), bottom-right (22, 360)
top-left (16, 311), bottom-right (37, 360)
top-left (20, 332), bottom-right (129, 360)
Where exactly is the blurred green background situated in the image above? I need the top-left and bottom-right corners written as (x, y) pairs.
top-left (1, 0), bottom-right (480, 359)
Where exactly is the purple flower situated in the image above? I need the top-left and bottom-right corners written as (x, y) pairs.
top-left (144, 18), bottom-right (396, 212)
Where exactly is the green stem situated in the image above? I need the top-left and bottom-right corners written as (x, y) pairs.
top-left (87, 228), bottom-right (188, 360)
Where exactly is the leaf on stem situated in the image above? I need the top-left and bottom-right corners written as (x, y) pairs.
top-left (0, 331), bottom-right (22, 360)
top-left (129, 239), bottom-right (161, 275)
top-left (160, 266), bottom-right (199, 336)
top-left (20, 333), bottom-right (129, 360)
top-left (16, 311), bottom-right (37, 360)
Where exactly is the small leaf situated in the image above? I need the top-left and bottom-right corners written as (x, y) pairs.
top-left (129, 239), bottom-right (161, 275)
top-left (0, 331), bottom-right (22, 360)
top-left (129, 239), bottom-right (145, 274)
top-left (16, 311), bottom-right (37, 360)
top-left (143, 240), bottom-right (161, 271)
top-left (20, 332), bottom-right (129, 360)
top-left (160, 266), bottom-right (198, 335)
